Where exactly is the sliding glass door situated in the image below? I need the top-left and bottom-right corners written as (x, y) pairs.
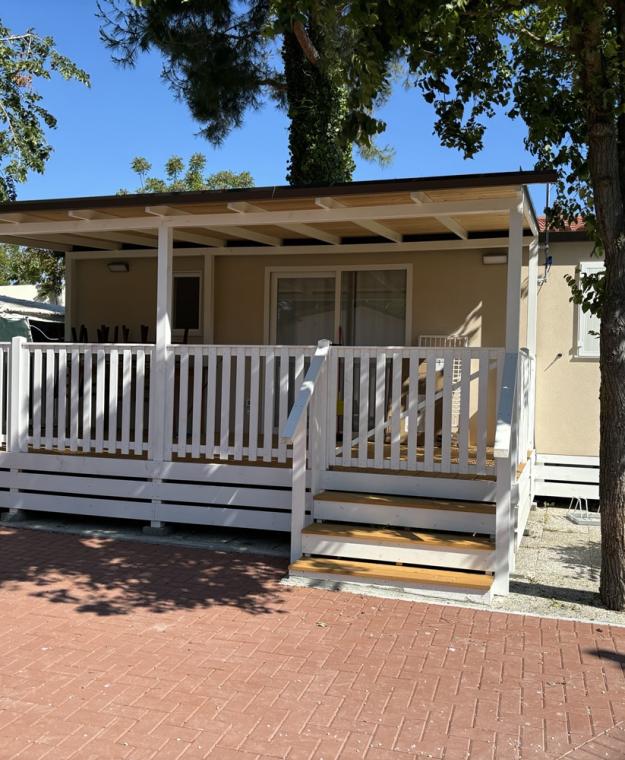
top-left (271, 267), bottom-right (408, 346)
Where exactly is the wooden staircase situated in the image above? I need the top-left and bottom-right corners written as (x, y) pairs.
top-left (289, 489), bottom-right (496, 602)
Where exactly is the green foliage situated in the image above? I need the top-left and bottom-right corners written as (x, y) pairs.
top-left (309, 1), bottom-right (625, 316)
top-left (121, 152), bottom-right (254, 193)
top-left (0, 244), bottom-right (64, 303)
top-left (0, 20), bottom-right (89, 200)
top-left (98, 0), bottom-right (396, 185)
top-left (282, 28), bottom-right (354, 185)
top-left (565, 267), bottom-right (605, 318)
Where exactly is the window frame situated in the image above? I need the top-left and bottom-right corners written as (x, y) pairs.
top-left (266, 264), bottom-right (412, 345)
top-left (575, 261), bottom-right (603, 360)
top-left (172, 270), bottom-right (203, 339)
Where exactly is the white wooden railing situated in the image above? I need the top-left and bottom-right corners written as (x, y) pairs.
top-left (0, 343), bottom-right (8, 449)
top-left (1, 340), bottom-right (527, 480)
top-left (281, 340), bottom-right (331, 562)
top-left (168, 344), bottom-right (315, 462)
top-left (5, 339), bottom-right (154, 455)
top-left (493, 350), bottom-right (534, 595)
top-left (328, 346), bottom-right (504, 475)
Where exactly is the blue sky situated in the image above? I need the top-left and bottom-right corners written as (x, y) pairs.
top-left (5, 1), bottom-right (547, 208)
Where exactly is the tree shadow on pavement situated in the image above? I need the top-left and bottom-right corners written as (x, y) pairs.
top-left (0, 525), bottom-right (290, 617)
top-left (587, 649), bottom-right (625, 666)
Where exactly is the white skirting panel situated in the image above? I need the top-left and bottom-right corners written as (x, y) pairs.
top-left (0, 452), bottom-right (294, 531)
top-left (515, 461), bottom-right (533, 549)
top-left (534, 453), bottom-right (599, 500)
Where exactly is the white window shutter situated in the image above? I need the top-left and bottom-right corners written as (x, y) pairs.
top-left (577, 262), bottom-right (604, 358)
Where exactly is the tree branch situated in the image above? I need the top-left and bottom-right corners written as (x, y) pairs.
top-left (505, 20), bottom-right (566, 53)
top-left (292, 20), bottom-right (319, 66)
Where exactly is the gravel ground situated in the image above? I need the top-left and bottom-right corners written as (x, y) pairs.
top-left (3, 504), bottom-right (624, 626)
top-left (490, 504), bottom-right (625, 625)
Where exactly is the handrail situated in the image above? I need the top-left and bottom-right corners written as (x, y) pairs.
top-left (493, 351), bottom-right (519, 459)
top-left (280, 339), bottom-right (331, 443)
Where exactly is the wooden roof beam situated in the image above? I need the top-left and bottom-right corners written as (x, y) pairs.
top-left (144, 205), bottom-right (223, 246)
top-left (144, 205), bottom-right (191, 217)
top-left (410, 192), bottom-right (468, 240)
top-left (0, 235), bottom-right (72, 252)
top-left (68, 210), bottom-right (156, 247)
top-left (0, 213), bottom-right (28, 224)
top-left (315, 197), bottom-right (402, 242)
top-left (228, 201), bottom-right (338, 244)
top-left (51, 234), bottom-right (123, 251)
top-left (208, 224), bottom-right (281, 247)
top-left (0, 198), bottom-right (515, 237)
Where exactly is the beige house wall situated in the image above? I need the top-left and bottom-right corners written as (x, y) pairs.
top-left (71, 247), bottom-right (512, 347)
top-left (533, 240), bottom-right (600, 457)
top-left (213, 249), bottom-right (508, 347)
top-left (72, 255), bottom-right (201, 343)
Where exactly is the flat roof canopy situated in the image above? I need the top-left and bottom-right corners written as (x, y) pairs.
top-left (0, 169), bottom-right (554, 253)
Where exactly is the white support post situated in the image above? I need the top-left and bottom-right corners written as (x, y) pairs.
top-left (505, 197), bottom-right (524, 352)
top-left (290, 418), bottom-right (307, 563)
top-left (64, 253), bottom-right (75, 342)
top-left (203, 253), bottom-right (215, 343)
top-left (492, 351), bottom-right (519, 596)
top-left (8, 337), bottom-right (28, 453)
top-left (527, 238), bottom-right (538, 356)
top-left (148, 224), bottom-right (173, 533)
top-left (493, 456), bottom-right (511, 595)
top-left (526, 237), bottom-right (539, 451)
top-left (151, 223), bottom-right (173, 463)
top-left (309, 340), bottom-right (331, 505)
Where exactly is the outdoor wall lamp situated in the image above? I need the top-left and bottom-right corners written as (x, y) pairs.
top-left (107, 261), bottom-right (130, 273)
top-left (482, 254), bottom-right (507, 265)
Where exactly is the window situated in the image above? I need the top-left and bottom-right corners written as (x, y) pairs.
top-left (576, 262), bottom-right (603, 359)
top-left (270, 267), bottom-right (408, 345)
top-left (275, 274), bottom-right (336, 346)
top-left (173, 273), bottom-right (202, 334)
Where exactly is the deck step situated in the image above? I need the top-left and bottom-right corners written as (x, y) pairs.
top-left (313, 491), bottom-right (496, 533)
top-left (289, 557), bottom-right (493, 601)
top-left (302, 523), bottom-right (495, 570)
top-left (302, 522), bottom-right (494, 570)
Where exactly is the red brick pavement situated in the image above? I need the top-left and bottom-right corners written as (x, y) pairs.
top-left (1, 525), bottom-right (625, 759)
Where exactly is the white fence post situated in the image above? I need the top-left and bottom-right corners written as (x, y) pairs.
top-left (281, 339), bottom-right (331, 564)
top-left (492, 351), bottom-right (519, 595)
top-left (8, 337), bottom-right (28, 453)
top-left (150, 224), bottom-right (173, 465)
top-left (494, 456), bottom-right (512, 595)
top-left (309, 339), bottom-right (330, 503)
top-left (290, 418), bottom-right (307, 563)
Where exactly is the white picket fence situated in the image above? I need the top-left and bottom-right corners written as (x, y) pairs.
top-left (17, 342), bottom-right (154, 455)
top-left (168, 345), bottom-right (314, 462)
top-left (327, 346), bottom-right (505, 475)
top-left (0, 340), bottom-right (526, 480)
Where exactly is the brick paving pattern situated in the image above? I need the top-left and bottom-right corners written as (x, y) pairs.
top-left (1, 526), bottom-right (625, 759)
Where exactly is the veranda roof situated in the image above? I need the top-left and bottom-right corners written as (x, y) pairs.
top-left (0, 169), bottom-right (554, 253)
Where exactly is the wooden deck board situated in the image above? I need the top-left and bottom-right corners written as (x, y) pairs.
top-left (315, 491), bottom-right (496, 514)
top-left (289, 557), bottom-right (494, 590)
top-left (302, 522), bottom-right (494, 550)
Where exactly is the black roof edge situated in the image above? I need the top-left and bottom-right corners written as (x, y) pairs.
top-left (0, 169), bottom-right (558, 214)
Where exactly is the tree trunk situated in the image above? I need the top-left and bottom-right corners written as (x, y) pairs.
top-left (569, 3), bottom-right (625, 610)
top-left (282, 25), bottom-right (354, 186)
top-left (586, 116), bottom-right (625, 611)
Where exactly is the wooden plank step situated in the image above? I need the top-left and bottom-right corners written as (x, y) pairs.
top-left (289, 557), bottom-right (493, 591)
top-left (315, 491), bottom-right (495, 515)
top-left (303, 522), bottom-right (493, 550)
